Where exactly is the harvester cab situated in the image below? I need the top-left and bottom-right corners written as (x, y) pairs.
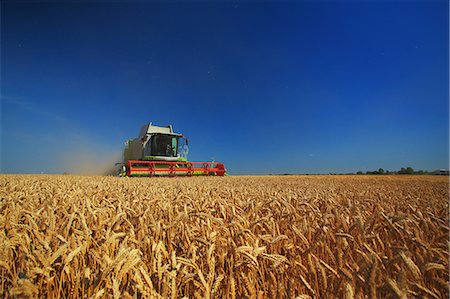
top-left (120, 123), bottom-right (226, 177)
top-left (124, 123), bottom-right (187, 162)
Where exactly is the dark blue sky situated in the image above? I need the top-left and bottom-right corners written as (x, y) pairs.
top-left (1, 1), bottom-right (448, 174)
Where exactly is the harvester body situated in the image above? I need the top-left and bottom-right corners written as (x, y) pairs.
top-left (121, 123), bottom-right (226, 177)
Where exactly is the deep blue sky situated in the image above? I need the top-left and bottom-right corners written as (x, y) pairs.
top-left (1, 1), bottom-right (448, 174)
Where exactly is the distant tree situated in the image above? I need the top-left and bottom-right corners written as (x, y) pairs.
top-left (357, 171), bottom-right (363, 175)
top-left (399, 167), bottom-right (407, 174)
top-left (366, 170), bottom-right (377, 175)
top-left (406, 167), bottom-right (414, 174)
top-left (378, 168), bottom-right (385, 174)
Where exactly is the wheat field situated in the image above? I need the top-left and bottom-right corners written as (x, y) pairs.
top-left (0, 174), bottom-right (448, 298)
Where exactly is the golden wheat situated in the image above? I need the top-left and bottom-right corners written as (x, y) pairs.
top-left (0, 174), bottom-right (448, 298)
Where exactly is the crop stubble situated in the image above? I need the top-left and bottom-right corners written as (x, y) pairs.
top-left (0, 175), bottom-right (448, 298)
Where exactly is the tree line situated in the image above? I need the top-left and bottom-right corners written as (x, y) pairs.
top-left (356, 167), bottom-right (434, 175)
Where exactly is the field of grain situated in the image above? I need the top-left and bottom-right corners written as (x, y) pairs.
top-left (0, 175), bottom-right (448, 298)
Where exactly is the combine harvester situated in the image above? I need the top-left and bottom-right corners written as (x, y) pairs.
top-left (120, 122), bottom-right (226, 177)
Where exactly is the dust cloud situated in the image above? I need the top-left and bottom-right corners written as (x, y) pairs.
top-left (54, 135), bottom-right (124, 176)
